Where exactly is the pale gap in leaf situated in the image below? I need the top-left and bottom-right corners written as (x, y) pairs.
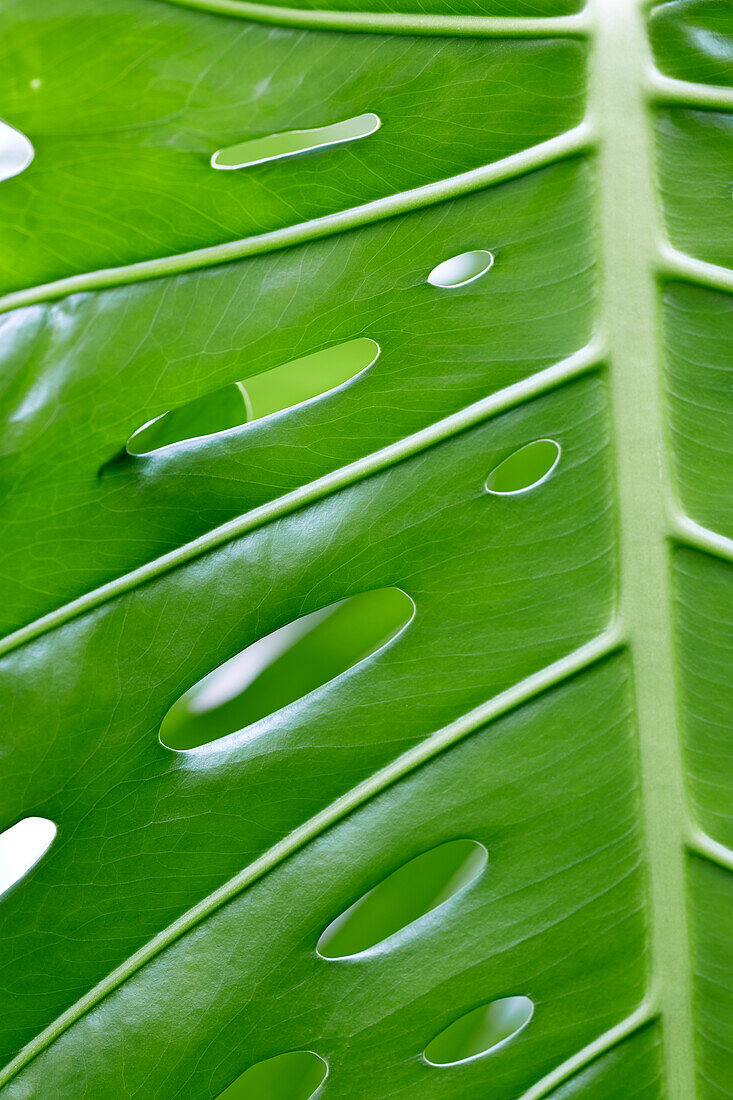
top-left (211, 113), bottom-right (380, 170)
top-left (318, 839), bottom-right (488, 959)
top-left (424, 996), bottom-right (534, 1066)
top-left (0, 118), bottom-right (34, 182)
top-left (160, 587), bottom-right (414, 751)
top-left (0, 817), bottom-right (56, 899)
top-left (127, 338), bottom-right (379, 456)
top-left (215, 1050), bottom-right (327, 1100)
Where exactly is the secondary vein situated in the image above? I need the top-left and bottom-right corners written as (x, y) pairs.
top-left (156, 0), bottom-right (590, 38)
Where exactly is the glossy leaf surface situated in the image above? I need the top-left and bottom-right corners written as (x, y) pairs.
top-left (0, 0), bottom-right (731, 1098)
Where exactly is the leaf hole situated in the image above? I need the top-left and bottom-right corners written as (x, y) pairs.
top-left (0, 119), bottom-right (34, 182)
top-left (126, 338), bottom-right (378, 456)
top-left (0, 817), bottom-right (56, 899)
top-left (211, 113), bottom-right (380, 170)
top-left (423, 996), bottom-right (534, 1066)
top-left (160, 586), bottom-right (414, 752)
top-left (215, 1051), bottom-right (327, 1099)
top-left (485, 439), bottom-right (560, 495)
top-left (317, 838), bottom-right (487, 959)
top-left (427, 250), bottom-right (494, 289)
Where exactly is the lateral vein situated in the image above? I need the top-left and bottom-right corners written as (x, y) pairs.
top-left (672, 515), bottom-right (733, 565)
top-left (660, 243), bottom-right (733, 296)
top-left (687, 827), bottom-right (733, 874)
top-left (649, 71), bottom-right (733, 110)
top-left (156, 0), bottom-right (590, 38)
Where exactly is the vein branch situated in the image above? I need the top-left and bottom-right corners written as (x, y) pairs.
top-left (687, 827), bottom-right (733, 874)
top-left (671, 516), bottom-right (733, 565)
top-left (660, 242), bottom-right (733, 296)
top-left (649, 71), bottom-right (733, 110)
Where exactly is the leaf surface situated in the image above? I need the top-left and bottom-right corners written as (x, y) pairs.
top-left (0, 0), bottom-right (731, 1098)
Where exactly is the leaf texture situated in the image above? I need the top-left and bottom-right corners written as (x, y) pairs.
top-left (0, 0), bottom-right (731, 1097)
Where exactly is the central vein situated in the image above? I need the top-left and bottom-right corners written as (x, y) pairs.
top-left (592, 0), bottom-right (696, 1095)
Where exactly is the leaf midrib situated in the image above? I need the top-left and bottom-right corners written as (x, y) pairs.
top-left (592, 0), bottom-right (695, 1095)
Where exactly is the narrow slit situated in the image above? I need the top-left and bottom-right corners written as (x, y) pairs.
top-left (318, 839), bottom-right (487, 959)
top-left (160, 587), bottom-right (414, 752)
top-left (211, 113), bottom-right (380, 170)
top-left (126, 338), bottom-right (378, 456)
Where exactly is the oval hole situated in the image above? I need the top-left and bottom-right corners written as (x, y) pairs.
top-left (211, 112), bottom-right (380, 170)
top-left (318, 839), bottom-right (487, 959)
top-left (160, 587), bottom-right (414, 751)
top-left (0, 119), bottom-right (34, 183)
top-left (0, 817), bottom-right (56, 899)
top-left (424, 996), bottom-right (534, 1066)
top-left (215, 1051), bottom-right (327, 1100)
top-left (485, 439), bottom-right (560, 495)
top-left (127, 338), bottom-right (378, 456)
top-left (427, 250), bottom-right (494, 289)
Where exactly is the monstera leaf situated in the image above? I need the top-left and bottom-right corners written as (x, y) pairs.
top-left (0, 0), bottom-right (731, 1096)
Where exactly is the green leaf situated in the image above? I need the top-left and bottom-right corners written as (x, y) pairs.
top-left (0, 0), bottom-right (730, 1097)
